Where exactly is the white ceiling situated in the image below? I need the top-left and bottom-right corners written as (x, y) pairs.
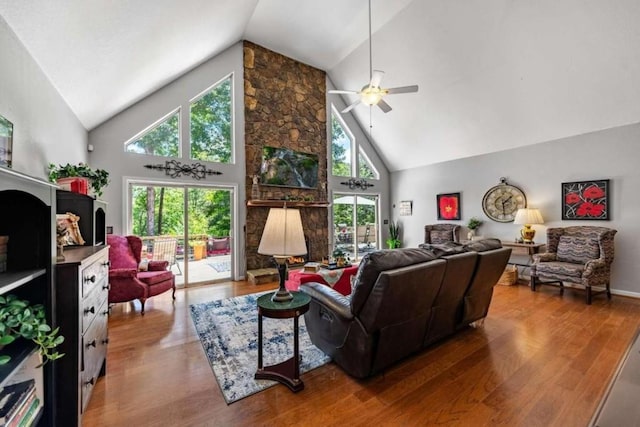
top-left (1, 0), bottom-right (640, 171)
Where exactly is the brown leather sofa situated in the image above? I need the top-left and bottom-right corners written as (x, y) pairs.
top-left (300, 240), bottom-right (511, 378)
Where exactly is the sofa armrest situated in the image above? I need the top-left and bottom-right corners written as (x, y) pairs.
top-left (148, 260), bottom-right (169, 271)
top-left (532, 253), bottom-right (556, 263)
top-left (584, 258), bottom-right (606, 277)
top-left (300, 282), bottom-right (353, 321)
top-left (109, 268), bottom-right (138, 279)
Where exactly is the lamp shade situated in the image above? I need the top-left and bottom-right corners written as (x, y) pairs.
top-left (513, 208), bottom-right (544, 225)
top-left (258, 208), bottom-right (307, 257)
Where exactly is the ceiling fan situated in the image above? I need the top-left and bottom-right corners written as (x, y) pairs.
top-left (329, 0), bottom-right (418, 114)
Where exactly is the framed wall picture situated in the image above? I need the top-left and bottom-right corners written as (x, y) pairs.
top-left (0, 114), bottom-right (13, 168)
top-left (437, 192), bottom-right (461, 220)
top-left (561, 179), bottom-right (610, 220)
top-left (399, 200), bottom-right (412, 216)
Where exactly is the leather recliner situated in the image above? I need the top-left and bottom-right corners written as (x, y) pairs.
top-left (301, 241), bottom-right (511, 378)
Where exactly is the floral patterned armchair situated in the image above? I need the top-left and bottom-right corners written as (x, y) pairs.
top-left (107, 235), bottom-right (176, 314)
top-left (530, 226), bottom-right (617, 304)
top-left (424, 224), bottom-right (460, 244)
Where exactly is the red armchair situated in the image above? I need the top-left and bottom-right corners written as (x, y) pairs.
top-left (107, 234), bottom-right (176, 314)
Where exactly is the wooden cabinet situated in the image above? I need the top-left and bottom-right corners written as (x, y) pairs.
top-left (0, 167), bottom-right (57, 426)
top-left (54, 246), bottom-right (109, 426)
top-left (56, 191), bottom-right (107, 246)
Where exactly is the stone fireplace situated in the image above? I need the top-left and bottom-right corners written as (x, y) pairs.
top-left (244, 41), bottom-right (329, 270)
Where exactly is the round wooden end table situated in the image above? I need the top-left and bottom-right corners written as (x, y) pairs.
top-left (255, 291), bottom-right (311, 392)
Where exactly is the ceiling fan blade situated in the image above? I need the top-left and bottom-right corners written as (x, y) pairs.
top-left (377, 99), bottom-right (392, 113)
top-left (342, 99), bottom-right (362, 114)
top-left (386, 85), bottom-right (419, 94)
top-left (370, 70), bottom-right (385, 88)
top-left (329, 90), bottom-right (359, 94)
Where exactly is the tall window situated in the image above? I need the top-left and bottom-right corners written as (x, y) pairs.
top-left (190, 76), bottom-right (233, 163)
top-left (358, 147), bottom-right (379, 179)
top-left (331, 110), bottom-right (353, 177)
top-left (125, 110), bottom-right (180, 157)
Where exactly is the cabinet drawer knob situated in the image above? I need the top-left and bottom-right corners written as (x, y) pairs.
top-left (86, 339), bottom-right (97, 348)
top-left (102, 260), bottom-right (110, 267)
top-left (84, 306), bottom-right (95, 315)
top-left (102, 283), bottom-right (110, 291)
top-left (102, 337), bottom-right (110, 345)
top-left (85, 377), bottom-right (96, 387)
top-left (85, 274), bottom-right (97, 283)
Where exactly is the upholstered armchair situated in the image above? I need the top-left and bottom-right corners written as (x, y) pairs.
top-left (107, 235), bottom-right (176, 314)
top-left (530, 226), bottom-right (617, 304)
top-left (424, 224), bottom-right (460, 244)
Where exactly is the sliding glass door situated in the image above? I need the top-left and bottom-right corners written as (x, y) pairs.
top-left (129, 182), bottom-right (233, 287)
top-left (332, 193), bottom-right (379, 261)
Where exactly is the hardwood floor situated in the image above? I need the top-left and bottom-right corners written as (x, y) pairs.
top-left (82, 282), bottom-right (640, 426)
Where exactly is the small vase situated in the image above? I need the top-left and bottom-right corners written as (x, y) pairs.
top-left (467, 230), bottom-right (476, 240)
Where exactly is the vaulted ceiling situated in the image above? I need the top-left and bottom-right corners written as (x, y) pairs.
top-left (1, 0), bottom-right (640, 171)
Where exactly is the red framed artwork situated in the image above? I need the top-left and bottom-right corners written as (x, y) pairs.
top-left (561, 179), bottom-right (610, 220)
top-left (437, 192), bottom-right (461, 220)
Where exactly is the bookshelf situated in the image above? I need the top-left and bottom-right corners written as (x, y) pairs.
top-left (0, 167), bottom-right (57, 426)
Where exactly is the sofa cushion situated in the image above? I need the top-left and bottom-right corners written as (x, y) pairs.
top-left (350, 248), bottom-right (437, 315)
top-left (137, 270), bottom-right (174, 286)
top-left (556, 236), bottom-right (600, 264)
top-left (462, 238), bottom-right (503, 252)
top-left (418, 241), bottom-right (466, 257)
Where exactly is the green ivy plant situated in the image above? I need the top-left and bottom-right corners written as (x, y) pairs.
top-left (0, 294), bottom-right (65, 366)
top-left (47, 162), bottom-right (110, 197)
top-left (386, 220), bottom-right (401, 249)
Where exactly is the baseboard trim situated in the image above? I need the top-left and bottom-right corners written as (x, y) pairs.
top-left (532, 282), bottom-right (640, 300)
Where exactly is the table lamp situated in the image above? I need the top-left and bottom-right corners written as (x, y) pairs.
top-left (513, 208), bottom-right (544, 243)
top-left (258, 207), bottom-right (307, 302)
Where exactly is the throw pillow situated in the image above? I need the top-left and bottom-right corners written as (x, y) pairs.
top-left (139, 259), bottom-right (149, 271)
top-left (556, 236), bottom-right (600, 264)
top-left (430, 229), bottom-right (453, 244)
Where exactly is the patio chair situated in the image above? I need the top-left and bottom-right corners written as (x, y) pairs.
top-left (153, 237), bottom-right (182, 275)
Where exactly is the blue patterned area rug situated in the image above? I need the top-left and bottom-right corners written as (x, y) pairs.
top-left (189, 292), bottom-right (331, 404)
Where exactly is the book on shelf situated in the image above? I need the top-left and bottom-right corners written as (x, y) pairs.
top-left (0, 380), bottom-right (35, 425)
top-left (9, 395), bottom-right (39, 427)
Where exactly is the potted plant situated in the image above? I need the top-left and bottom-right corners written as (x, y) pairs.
top-left (467, 217), bottom-right (483, 240)
top-left (47, 162), bottom-right (110, 197)
top-left (386, 220), bottom-right (401, 249)
top-left (332, 247), bottom-right (348, 267)
top-left (0, 294), bottom-right (65, 366)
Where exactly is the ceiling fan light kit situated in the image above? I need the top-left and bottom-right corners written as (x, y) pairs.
top-left (329, 0), bottom-right (418, 114)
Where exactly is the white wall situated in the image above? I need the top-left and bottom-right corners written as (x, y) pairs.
top-left (326, 78), bottom-right (392, 246)
top-left (391, 122), bottom-right (640, 296)
top-left (0, 16), bottom-right (87, 178)
top-left (88, 42), bottom-right (245, 277)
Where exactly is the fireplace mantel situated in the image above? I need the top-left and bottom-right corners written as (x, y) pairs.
top-left (247, 200), bottom-right (330, 208)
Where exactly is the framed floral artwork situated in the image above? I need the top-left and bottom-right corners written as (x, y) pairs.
top-left (437, 192), bottom-right (461, 220)
top-left (561, 179), bottom-right (610, 220)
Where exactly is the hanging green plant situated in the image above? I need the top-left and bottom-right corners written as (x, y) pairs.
top-left (0, 294), bottom-right (65, 366)
top-left (47, 162), bottom-right (110, 197)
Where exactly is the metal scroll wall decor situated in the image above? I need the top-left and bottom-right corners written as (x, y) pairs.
top-left (144, 161), bottom-right (222, 180)
top-left (340, 178), bottom-right (374, 191)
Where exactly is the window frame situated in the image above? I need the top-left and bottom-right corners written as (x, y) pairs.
top-left (123, 108), bottom-right (182, 158)
top-left (188, 73), bottom-right (235, 165)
